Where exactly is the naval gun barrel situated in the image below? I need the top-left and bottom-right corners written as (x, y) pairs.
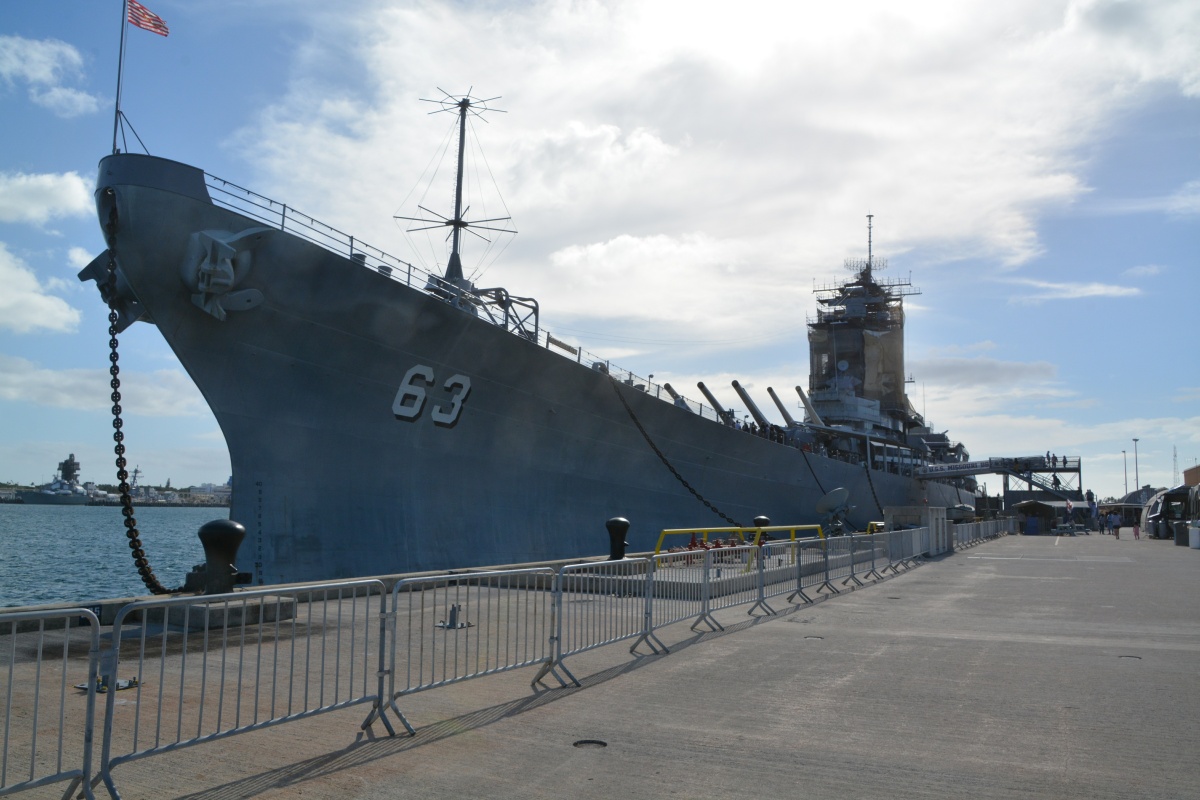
top-left (663, 383), bottom-right (682, 401)
top-left (696, 382), bottom-right (733, 425)
top-left (795, 385), bottom-right (825, 427)
top-left (766, 386), bottom-right (798, 427)
top-left (731, 380), bottom-right (770, 430)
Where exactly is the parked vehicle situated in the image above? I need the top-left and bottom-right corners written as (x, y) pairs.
top-left (1141, 485), bottom-right (1198, 540)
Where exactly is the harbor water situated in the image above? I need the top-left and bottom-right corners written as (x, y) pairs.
top-left (0, 504), bottom-right (227, 608)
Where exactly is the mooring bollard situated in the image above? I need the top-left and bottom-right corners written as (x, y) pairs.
top-left (606, 517), bottom-right (630, 560)
top-left (186, 519), bottom-right (251, 594)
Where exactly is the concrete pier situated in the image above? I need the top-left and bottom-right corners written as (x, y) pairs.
top-left (7, 531), bottom-right (1198, 798)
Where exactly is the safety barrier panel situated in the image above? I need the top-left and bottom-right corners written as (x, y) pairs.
top-left (703, 545), bottom-right (766, 620)
top-left (383, 568), bottom-right (556, 735)
top-left (540, 558), bottom-right (655, 687)
top-left (953, 520), bottom-right (1002, 549)
top-left (760, 540), bottom-right (806, 606)
top-left (786, 538), bottom-right (833, 602)
top-left (647, 550), bottom-right (707, 633)
top-left (0, 609), bottom-right (100, 800)
top-left (98, 581), bottom-right (388, 799)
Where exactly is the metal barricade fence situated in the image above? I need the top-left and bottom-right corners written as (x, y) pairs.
top-left (822, 535), bottom-right (853, 585)
top-left (885, 530), bottom-right (908, 572)
top-left (1, 609), bottom-right (100, 800)
top-left (862, 532), bottom-right (886, 581)
top-left (541, 559), bottom-right (653, 687)
top-left (704, 545), bottom-right (763, 618)
top-left (4, 517), bottom-right (1020, 781)
top-left (384, 568), bottom-right (556, 735)
top-left (916, 527), bottom-right (931, 558)
top-left (98, 581), bottom-right (388, 799)
top-left (648, 551), bottom-right (706, 633)
top-left (790, 537), bottom-right (831, 601)
top-left (760, 540), bottom-right (803, 606)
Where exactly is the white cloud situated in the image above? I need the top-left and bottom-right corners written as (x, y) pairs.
top-left (1004, 277), bottom-right (1141, 303)
top-left (1165, 180), bottom-right (1200, 215)
top-left (911, 356), bottom-right (1059, 388)
top-left (1088, 180), bottom-right (1200, 217)
top-left (67, 246), bottom-right (94, 270)
top-left (0, 242), bottom-right (81, 333)
top-left (0, 353), bottom-right (208, 417)
top-left (30, 85), bottom-right (101, 117)
top-left (1174, 387), bottom-right (1200, 403)
top-left (1073, 0), bottom-right (1200, 96)
top-left (1122, 264), bottom-right (1163, 277)
top-left (235, 0), bottom-right (1199, 335)
top-left (0, 171), bottom-right (93, 226)
top-left (0, 35), bottom-right (102, 118)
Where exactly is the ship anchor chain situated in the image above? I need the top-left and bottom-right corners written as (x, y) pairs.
top-left (103, 235), bottom-right (171, 595)
top-left (609, 379), bottom-right (743, 528)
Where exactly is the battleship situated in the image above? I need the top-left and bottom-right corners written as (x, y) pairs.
top-left (80, 93), bottom-right (976, 586)
top-left (19, 454), bottom-right (92, 505)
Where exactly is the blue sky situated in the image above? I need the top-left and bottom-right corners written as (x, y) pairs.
top-left (0, 0), bottom-right (1196, 501)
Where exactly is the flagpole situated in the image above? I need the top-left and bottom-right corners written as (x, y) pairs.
top-left (112, 0), bottom-right (129, 154)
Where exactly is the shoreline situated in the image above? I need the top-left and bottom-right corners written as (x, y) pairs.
top-left (0, 498), bottom-right (229, 508)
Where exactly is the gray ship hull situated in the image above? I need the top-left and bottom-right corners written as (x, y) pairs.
top-left (92, 154), bottom-right (972, 585)
top-left (18, 491), bottom-right (90, 506)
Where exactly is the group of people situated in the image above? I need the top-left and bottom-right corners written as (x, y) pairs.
top-left (731, 417), bottom-right (789, 445)
top-left (1097, 511), bottom-right (1139, 539)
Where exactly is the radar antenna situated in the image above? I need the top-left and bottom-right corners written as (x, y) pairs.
top-left (843, 214), bottom-right (887, 281)
top-left (394, 89), bottom-right (515, 285)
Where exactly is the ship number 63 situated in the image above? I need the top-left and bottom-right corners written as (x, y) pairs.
top-left (392, 365), bottom-right (471, 426)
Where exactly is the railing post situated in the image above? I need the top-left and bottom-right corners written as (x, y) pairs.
top-left (691, 549), bottom-right (723, 631)
top-left (842, 534), bottom-right (864, 587)
top-left (531, 568), bottom-right (573, 688)
top-left (746, 541), bottom-right (776, 617)
top-left (787, 540), bottom-right (813, 604)
top-left (630, 559), bottom-right (668, 655)
top-left (817, 537), bottom-right (838, 595)
top-left (359, 588), bottom-right (397, 737)
top-left (864, 532), bottom-right (883, 581)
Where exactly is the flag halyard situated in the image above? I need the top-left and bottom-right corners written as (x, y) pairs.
top-left (128, 0), bottom-right (170, 37)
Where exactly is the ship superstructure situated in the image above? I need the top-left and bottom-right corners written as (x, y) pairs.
top-left (20, 454), bottom-right (90, 505)
top-left (806, 217), bottom-right (971, 483)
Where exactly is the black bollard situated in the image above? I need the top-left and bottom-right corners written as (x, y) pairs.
top-left (606, 517), bottom-right (630, 560)
top-left (197, 519), bottom-right (247, 595)
top-left (753, 515), bottom-right (770, 543)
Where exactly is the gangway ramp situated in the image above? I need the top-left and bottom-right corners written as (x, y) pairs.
top-left (917, 455), bottom-right (1083, 500)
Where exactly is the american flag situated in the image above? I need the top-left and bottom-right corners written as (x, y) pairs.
top-left (128, 0), bottom-right (169, 37)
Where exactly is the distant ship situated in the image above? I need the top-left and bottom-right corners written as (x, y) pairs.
top-left (80, 92), bottom-right (975, 585)
top-left (20, 454), bottom-right (91, 505)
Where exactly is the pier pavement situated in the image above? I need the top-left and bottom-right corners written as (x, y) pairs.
top-left (65, 532), bottom-right (1200, 798)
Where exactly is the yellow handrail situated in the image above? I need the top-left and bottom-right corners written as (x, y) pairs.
top-left (654, 523), bottom-right (825, 555)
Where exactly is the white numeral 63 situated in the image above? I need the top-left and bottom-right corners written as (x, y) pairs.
top-left (392, 365), bottom-right (471, 427)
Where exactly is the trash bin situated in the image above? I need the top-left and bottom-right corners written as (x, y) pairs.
top-left (1175, 522), bottom-right (1189, 546)
top-left (1190, 525), bottom-right (1200, 549)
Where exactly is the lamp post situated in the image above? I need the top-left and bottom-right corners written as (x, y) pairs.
top-left (1132, 438), bottom-right (1140, 498)
top-left (1122, 450), bottom-right (1128, 497)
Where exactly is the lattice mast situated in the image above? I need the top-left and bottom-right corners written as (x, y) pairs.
top-left (395, 89), bottom-right (514, 286)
